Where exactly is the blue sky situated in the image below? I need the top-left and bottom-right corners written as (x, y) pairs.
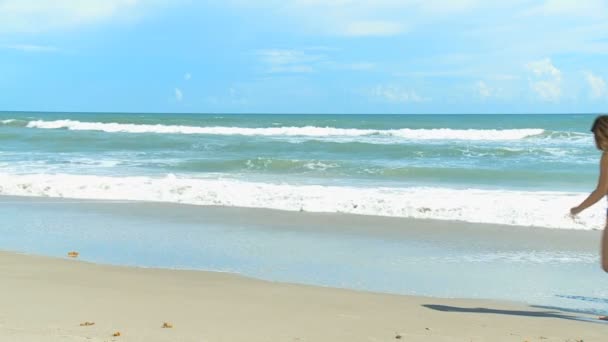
top-left (1, 0), bottom-right (607, 114)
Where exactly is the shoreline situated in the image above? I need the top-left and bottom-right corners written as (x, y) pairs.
top-left (0, 194), bottom-right (600, 233)
top-left (1, 195), bottom-right (606, 309)
top-left (0, 174), bottom-right (600, 230)
top-left (1, 250), bottom-right (607, 341)
top-left (0, 194), bottom-right (601, 253)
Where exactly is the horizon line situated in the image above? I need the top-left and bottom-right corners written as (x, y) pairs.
top-left (0, 110), bottom-right (604, 116)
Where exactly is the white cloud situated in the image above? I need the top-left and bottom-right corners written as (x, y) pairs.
top-left (224, 0), bottom-right (608, 63)
top-left (476, 81), bottom-right (491, 98)
top-left (257, 49), bottom-right (379, 74)
top-left (227, 0), bottom-right (482, 37)
top-left (0, 0), bottom-right (165, 33)
top-left (585, 71), bottom-right (608, 99)
top-left (525, 0), bottom-right (608, 18)
top-left (256, 49), bottom-right (323, 73)
top-left (339, 20), bottom-right (406, 37)
top-left (526, 58), bottom-right (562, 102)
top-left (417, 0), bottom-right (480, 13)
top-left (396, 69), bottom-right (474, 78)
top-left (529, 80), bottom-right (561, 102)
top-left (526, 58), bottom-right (561, 79)
top-left (338, 62), bottom-right (376, 71)
top-left (289, 0), bottom-right (480, 14)
top-left (174, 88), bottom-right (183, 102)
top-left (371, 85), bottom-right (429, 103)
top-left (271, 65), bottom-right (314, 73)
top-left (3, 44), bottom-right (57, 52)
top-left (184, 73), bottom-right (192, 81)
top-left (490, 74), bottom-right (519, 81)
top-left (473, 80), bottom-right (514, 100)
top-left (257, 49), bottom-right (322, 65)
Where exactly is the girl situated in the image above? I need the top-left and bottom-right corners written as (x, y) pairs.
top-left (570, 115), bottom-right (608, 320)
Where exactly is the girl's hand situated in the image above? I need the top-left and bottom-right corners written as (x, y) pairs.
top-left (570, 206), bottom-right (582, 216)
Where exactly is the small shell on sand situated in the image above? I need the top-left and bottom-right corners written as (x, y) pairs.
top-left (112, 331), bottom-right (121, 337)
top-left (162, 322), bottom-right (173, 328)
top-left (79, 321), bottom-right (95, 326)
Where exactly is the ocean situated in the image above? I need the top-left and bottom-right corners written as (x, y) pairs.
top-left (1, 112), bottom-right (608, 314)
top-left (0, 112), bottom-right (603, 229)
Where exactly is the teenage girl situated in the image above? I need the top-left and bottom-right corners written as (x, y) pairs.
top-left (570, 115), bottom-right (608, 320)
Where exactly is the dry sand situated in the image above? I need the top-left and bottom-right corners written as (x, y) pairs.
top-left (0, 251), bottom-right (607, 342)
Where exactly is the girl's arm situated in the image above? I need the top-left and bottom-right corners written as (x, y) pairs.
top-left (571, 152), bottom-right (608, 215)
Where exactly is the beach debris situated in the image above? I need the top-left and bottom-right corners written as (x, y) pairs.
top-left (79, 321), bottom-right (95, 326)
top-left (112, 331), bottom-right (121, 337)
top-left (394, 333), bottom-right (402, 339)
top-left (162, 322), bottom-right (173, 328)
top-left (425, 327), bottom-right (430, 330)
top-left (67, 251), bottom-right (79, 258)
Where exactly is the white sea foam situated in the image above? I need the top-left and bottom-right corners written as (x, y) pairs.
top-left (416, 251), bottom-right (597, 264)
top-left (0, 172), bottom-right (601, 230)
top-left (303, 161), bottom-right (339, 171)
top-left (25, 119), bottom-right (545, 141)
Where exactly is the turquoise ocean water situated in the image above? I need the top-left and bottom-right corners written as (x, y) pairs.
top-left (0, 112), bottom-right (603, 229)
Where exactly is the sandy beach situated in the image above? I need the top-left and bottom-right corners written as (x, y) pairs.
top-left (0, 251), bottom-right (607, 342)
top-left (1, 196), bottom-right (608, 341)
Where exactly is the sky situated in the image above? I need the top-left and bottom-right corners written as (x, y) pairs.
top-left (0, 0), bottom-right (608, 114)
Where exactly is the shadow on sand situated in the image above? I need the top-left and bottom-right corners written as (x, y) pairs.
top-left (555, 295), bottom-right (608, 305)
top-left (422, 304), bottom-right (607, 324)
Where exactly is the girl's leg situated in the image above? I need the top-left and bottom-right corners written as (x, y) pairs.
top-left (602, 224), bottom-right (608, 273)
top-left (600, 224), bottom-right (608, 321)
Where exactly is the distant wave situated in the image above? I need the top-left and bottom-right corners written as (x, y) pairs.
top-left (21, 119), bottom-right (545, 141)
top-left (0, 172), bottom-right (601, 230)
top-left (0, 119), bottom-right (24, 126)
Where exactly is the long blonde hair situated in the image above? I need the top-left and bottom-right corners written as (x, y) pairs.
top-left (591, 115), bottom-right (608, 151)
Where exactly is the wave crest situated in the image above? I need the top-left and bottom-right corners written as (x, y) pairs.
top-left (23, 119), bottom-right (545, 141)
